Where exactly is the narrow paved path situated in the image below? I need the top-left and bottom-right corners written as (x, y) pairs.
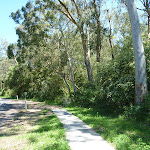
top-left (52, 108), bottom-right (115, 150)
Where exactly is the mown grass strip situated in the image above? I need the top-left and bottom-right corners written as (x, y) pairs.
top-left (0, 109), bottom-right (70, 150)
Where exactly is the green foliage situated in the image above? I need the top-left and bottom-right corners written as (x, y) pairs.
top-left (7, 44), bottom-right (15, 59)
top-left (36, 75), bottom-right (64, 101)
top-left (123, 103), bottom-right (150, 121)
top-left (72, 83), bottom-right (96, 107)
top-left (1, 89), bottom-right (17, 98)
top-left (144, 41), bottom-right (150, 89)
top-left (131, 138), bottom-right (150, 150)
top-left (4, 0), bottom-right (150, 116)
top-left (0, 58), bottom-right (15, 82)
top-left (94, 45), bottom-right (135, 109)
top-left (0, 89), bottom-right (5, 96)
top-left (66, 107), bottom-right (150, 150)
top-left (60, 51), bottom-right (68, 69)
top-left (113, 134), bottom-right (131, 150)
top-left (6, 65), bottom-right (31, 97)
top-left (6, 63), bottom-right (64, 101)
top-left (72, 46), bottom-right (135, 111)
top-left (24, 114), bottom-right (70, 150)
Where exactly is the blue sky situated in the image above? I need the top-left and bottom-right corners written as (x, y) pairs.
top-left (0, 0), bottom-right (29, 44)
top-left (0, 0), bottom-right (145, 44)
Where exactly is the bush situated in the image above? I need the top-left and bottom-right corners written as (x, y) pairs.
top-left (123, 102), bottom-right (149, 121)
top-left (113, 134), bottom-right (131, 150)
top-left (72, 83), bottom-right (96, 107)
top-left (96, 51), bottom-right (134, 109)
top-left (131, 138), bottom-right (150, 150)
top-left (0, 89), bottom-right (5, 96)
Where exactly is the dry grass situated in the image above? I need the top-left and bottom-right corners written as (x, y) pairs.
top-left (0, 100), bottom-right (69, 150)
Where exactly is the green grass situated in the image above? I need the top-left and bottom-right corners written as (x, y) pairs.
top-left (65, 107), bottom-right (150, 150)
top-left (39, 109), bottom-right (49, 115)
top-left (20, 114), bottom-right (70, 150)
top-left (0, 110), bottom-right (70, 150)
top-left (0, 95), bottom-right (8, 98)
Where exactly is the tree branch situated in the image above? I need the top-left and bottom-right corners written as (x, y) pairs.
top-left (71, 0), bottom-right (80, 16)
top-left (58, 0), bottom-right (81, 30)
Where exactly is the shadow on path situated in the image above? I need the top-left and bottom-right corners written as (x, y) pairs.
top-left (52, 108), bottom-right (115, 150)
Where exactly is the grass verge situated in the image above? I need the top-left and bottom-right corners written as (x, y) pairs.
top-left (0, 108), bottom-right (70, 150)
top-left (65, 107), bottom-right (150, 150)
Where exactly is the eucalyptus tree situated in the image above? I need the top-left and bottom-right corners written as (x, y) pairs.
top-left (46, 0), bottom-right (94, 82)
top-left (7, 43), bottom-right (19, 64)
top-left (138, 0), bottom-right (150, 38)
top-left (126, 0), bottom-right (148, 105)
top-left (0, 58), bottom-right (16, 90)
top-left (10, 0), bottom-right (82, 99)
top-left (58, 29), bottom-right (77, 95)
top-left (104, 0), bottom-right (114, 59)
top-left (10, 2), bottom-right (59, 97)
top-left (89, 0), bottom-right (103, 62)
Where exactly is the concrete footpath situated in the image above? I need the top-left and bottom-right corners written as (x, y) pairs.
top-left (51, 108), bottom-right (115, 150)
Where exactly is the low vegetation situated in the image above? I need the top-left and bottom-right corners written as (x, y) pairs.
top-left (0, 108), bottom-right (70, 150)
top-left (65, 107), bottom-right (150, 150)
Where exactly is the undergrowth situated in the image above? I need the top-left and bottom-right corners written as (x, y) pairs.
top-left (65, 107), bottom-right (150, 150)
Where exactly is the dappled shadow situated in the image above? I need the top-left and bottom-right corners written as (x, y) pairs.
top-left (0, 99), bottom-right (53, 137)
top-left (0, 103), bottom-right (13, 111)
top-left (30, 113), bottom-right (65, 133)
top-left (52, 108), bottom-right (115, 150)
top-left (66, 107), bottom-right (150, 145)
top-left (0, 99), bottom-right (71, 150)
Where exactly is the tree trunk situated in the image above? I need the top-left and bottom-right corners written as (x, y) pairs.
top-left (105, 0), bottom-right (114, 59)
top-left (96, 20), bottom-right (101, 62)
top-left (148, 15), bottom-right (150, 39)
top-left (67, 52), bottom-right (76, 95)
top-left (126, 0), bottom-right (148, 105)
top-left (63, 74), bottom-right (71, 96)
top-left (93, 0), bottom-right (101, 62)
top-left (80, 31), bottom-right (93, 82)
top-left (87, 25), bottom-right (90, 59)
top-left (145, 0), bottom-right (150, 39)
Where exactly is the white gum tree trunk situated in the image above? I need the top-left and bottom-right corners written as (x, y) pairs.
top-left (126, 0), bottom-right (148, 105)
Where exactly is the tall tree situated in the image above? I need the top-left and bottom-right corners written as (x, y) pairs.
top-left (55, 0), bottom-right (93, 82)
top-left (126, 0), bottom-right (148, 105)
top-left (139, 0), bottom-right (150, 39)
top-left (93, 0), bottom-right (102, 62)
top-left (7, 44), bottom-right (18, 64)
top-left (105, 0), bottom-right (114, 59)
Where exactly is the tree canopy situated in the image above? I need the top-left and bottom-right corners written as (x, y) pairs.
top-left (1, 0), bottom-right (150, 108)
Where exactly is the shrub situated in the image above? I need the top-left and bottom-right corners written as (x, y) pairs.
top-left (130, 138), bottom-right (150, 150)
top-left (123, 102), bottom-right (149, 121)
top-left (113, 134), bottom-right (131, 150)
top-left (96, 53), bottom-right (134, 109)
top-left (72, 83), bottom-right (96, 107)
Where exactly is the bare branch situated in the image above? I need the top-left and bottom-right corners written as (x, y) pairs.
top-left (137, 7), bottom-right (146, 11)
top-left (71, 0), bottom-right (80, 16)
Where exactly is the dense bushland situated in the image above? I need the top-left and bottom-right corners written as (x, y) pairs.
top-left (0, 0), bottom-right (149, 115)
